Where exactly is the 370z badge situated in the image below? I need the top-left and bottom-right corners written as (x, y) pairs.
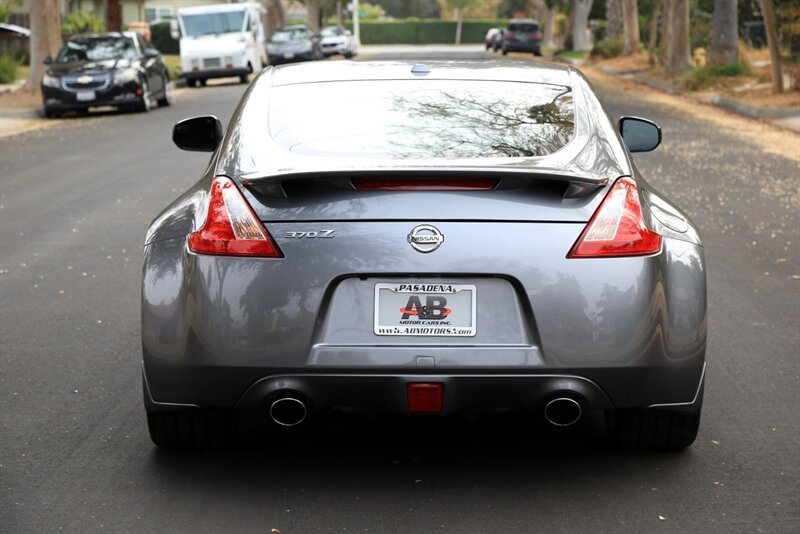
top-left (284, 230), bottom-right (335, 238)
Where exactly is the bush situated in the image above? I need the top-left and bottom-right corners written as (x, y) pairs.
top-left (680, 62), bottom-right (750, 91)
top-left (0, 54), bottom-right (19, 83)
top-left (62, 11), bottom-right (104, 35)
top-left (590, 37), bottom-right (624, 59)
top-left (150, 22), bottom-right (179, 55)
top-left (343, 19), bottom-right (509, 44)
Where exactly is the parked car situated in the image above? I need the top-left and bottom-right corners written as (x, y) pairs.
top-left (41, 32), bottom-right (170, 118)
top-left (502, 18), bottom-right (543, 56)
top-left (171, 2), bottom-right (268, 87)
top-left (267, 25), bottom-right (323, 65)
top-left (144, 61), bottom-right (706, 451)
top-left (320, 25), bottom-right (358, 58)
top-left (484, 27), bottom-right (502, 50)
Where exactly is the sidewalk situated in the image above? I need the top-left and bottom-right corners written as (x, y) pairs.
top-left (588, 62), bottom-right (800, 133)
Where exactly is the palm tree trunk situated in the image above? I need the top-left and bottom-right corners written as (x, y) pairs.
top-left (709, 0), bottom-right (738, 64)
top-left (621, 0), bottom-right (640, 55)
top-left (22, 0), bottom-right (62, 93)
top-left (760, 0), bottom-right (784, 93)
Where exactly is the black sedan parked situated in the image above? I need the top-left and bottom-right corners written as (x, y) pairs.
top-left (41, 32), bottom-right (170, 117)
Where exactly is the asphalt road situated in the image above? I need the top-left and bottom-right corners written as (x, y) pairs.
top-left (1, 49), bottom-right (798, 533)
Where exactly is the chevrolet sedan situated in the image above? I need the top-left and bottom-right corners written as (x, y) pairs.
top-left (142, 60), bottom-right (706, 450)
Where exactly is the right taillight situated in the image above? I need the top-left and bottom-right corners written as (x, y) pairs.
top-left (567, 177), bottom-right (661, 258)
top-left (188, 176), bottom-right (283, 258)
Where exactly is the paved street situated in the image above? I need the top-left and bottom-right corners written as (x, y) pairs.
top-left (1, 49), bottom-right (798, 533)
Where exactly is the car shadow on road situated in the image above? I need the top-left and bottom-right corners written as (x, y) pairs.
top-left (145, 411), bottom-right (694, 503)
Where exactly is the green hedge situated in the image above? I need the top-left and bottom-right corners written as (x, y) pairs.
top-left (345, 20), bottom-right (509, 45)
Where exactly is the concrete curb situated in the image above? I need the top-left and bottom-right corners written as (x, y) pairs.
top-left (631, 73), bottom-right (684, 94)
top-left (0, 107), bottom-right (41, 119)
top-left (599, 65), bottom-right (650, 76)
top-left (711, 95), bottom-right (800, 119)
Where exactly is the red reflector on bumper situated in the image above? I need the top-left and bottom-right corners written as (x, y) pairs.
top-left (407, 383), bottom-right (443, 413)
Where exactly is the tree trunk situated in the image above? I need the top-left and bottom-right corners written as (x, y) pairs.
top-left (658, 0), bottom-right (673, 67)
top-left (606, 0), bottom-right (623, 39)
top-left (454, 7), bottom-right (463, 45)
top-left (103, 0), bottom-right (121, 32)
top-left (621, 0), bottom-right (639, 55)
top-left (22, 0), bottom-right (62, 94)
top-left (760, 0), bottom-right (784, 93)
top-left (572, 0), bottom-right (594, 51)
top-left (306, 0), bottom-right (321, 33)
top-left (666, 0), bottom-right (692, 73)
top-left (263, 0), bottom-right (285, 38)
top-left (709, 0), bottom-right (738, 64)
top-left (648, 0), bottom-right (661, 65)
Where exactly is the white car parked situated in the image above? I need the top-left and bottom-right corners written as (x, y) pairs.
top-left (319, 26), bottom-right (358, 58)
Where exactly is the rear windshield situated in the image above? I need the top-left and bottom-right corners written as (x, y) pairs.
top-left (509, 23), bottom-right (538, 32)
top-left (271, 29), bottom-right (308, 42)
top-left (268, 80), bottom-right (574, 159)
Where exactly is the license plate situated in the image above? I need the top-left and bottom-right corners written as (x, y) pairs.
top-left (284, 52), bottom-right (295, 59)
top-left (374, 283), bottom-right (476, 336)
top-left (76, 91), bottom-right (95, 102)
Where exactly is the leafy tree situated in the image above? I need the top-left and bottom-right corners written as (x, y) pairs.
top-left (62, 11), bottom-right (104, 35)
top-left (442, 0), bottom-right (481, 44)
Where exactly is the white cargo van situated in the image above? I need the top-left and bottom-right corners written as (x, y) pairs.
top-left (171, 2), bottom-right (267, 87)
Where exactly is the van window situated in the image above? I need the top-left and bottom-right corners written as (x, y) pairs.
top-left (181, 9), bottom-right (247, 37)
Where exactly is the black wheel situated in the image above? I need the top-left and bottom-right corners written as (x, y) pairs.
top-left (198, 79), bottom-right (207, 87)
top-left (147, 409), bottom-right (232, 450)
top-left (157, 76), bottom-right (171, 106)
top-left (608, 409), bottom-right (701, 450)
top-left (502, 49), bottom-right (508, 56)
top-left (187, 78), bottom-right (197, 88)
top-left (136, 80), bottom-right (151, 112)
top-left (43, 107), bottom-right (57, 119)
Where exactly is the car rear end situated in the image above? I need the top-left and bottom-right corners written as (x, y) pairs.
top-left (503, 19), bottom-right (543, 55)
top-left (142, 63), bottom-right (706, 450)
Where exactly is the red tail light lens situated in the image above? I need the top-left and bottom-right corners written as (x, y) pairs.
top-left (533, 31), bottom-right (543, 40)
top-left (352, 178), bottom-right (497, 191)
top-left (505, 31), bottom-right (515, 39)
top-left (567, 177), bottom-right (661, 258)
top-left (188, 176), bottom-right (283, 257)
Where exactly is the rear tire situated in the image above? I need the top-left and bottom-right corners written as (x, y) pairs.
top-left (147, 410), bottom-right (232, 450)
top-left (43, 107), bottom-right (57, 119)
top-left (187, 78), bottom-right (197, 88)
top-left (157, 76), bottom-right (171, 107)
top-left (502, 49), bottom-right (508, 56)
top-left (609, 409), bottom-right (701, 450)
top-left (136, 80), bottom-right (151, 112)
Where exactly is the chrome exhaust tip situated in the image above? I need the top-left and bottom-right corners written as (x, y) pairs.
top-left (269, 397), bottom-right (307, 427)
top-left (544, 397), bottom-right (582, 427)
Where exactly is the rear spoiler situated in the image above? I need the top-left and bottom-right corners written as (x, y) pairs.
top-left (240, 168), bottom-right (608, 199)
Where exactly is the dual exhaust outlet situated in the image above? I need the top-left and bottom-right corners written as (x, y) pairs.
top-left (268, 394), bottom-right (583, 428)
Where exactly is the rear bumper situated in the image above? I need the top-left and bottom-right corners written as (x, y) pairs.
top-left (504, 41), bottom-right (541, 53)
top-left (142, 361), bottom-right (705, 416)
top-left (183, 67), bottom-right (250, 81)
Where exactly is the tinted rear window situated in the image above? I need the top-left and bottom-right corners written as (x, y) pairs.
top-left (268, 80), bottom-right (574, 159)
top-left (509, 23), bottom-right (538, 32)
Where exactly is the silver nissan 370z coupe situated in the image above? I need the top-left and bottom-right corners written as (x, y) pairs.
top-left (142, 61), bottom-right (706, 450)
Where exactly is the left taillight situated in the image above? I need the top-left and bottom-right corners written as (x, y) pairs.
top-left (567, 177), bottom-right (661, 258)
top-left (188, 176), bottom-right (284, 258)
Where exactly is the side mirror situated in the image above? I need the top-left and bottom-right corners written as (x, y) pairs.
top-left (144, 48), bottom-right (160, 59)
top-left (619, 116), bottom-right (661, 152)
top-left (43, 56), bottom-right (53, 65)
top-left (170, 19), bottom-right (180, 40)
top-left (173, 115), bottom-right (223, 152)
